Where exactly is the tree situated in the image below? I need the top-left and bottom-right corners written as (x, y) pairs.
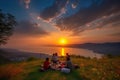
top-left (0, 9), bottom-right (17, 45)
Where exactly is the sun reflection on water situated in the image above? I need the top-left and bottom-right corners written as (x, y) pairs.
top-left (61, 48), bottom-right (65, 56)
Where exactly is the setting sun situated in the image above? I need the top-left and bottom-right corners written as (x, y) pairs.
top-left (59, 38), bottom-right (67, 45)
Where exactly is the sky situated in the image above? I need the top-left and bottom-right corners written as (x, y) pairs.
top-left (0, 0), bottom-right (120, 49)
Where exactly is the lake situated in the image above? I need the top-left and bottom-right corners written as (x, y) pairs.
top-left (20, 46), bottom-right (103, 58)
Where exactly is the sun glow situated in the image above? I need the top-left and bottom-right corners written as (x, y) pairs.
top-left (59, 38), bottom-right (67, 45)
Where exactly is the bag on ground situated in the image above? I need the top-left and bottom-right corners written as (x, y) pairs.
top-left (61, 68), bottom-right (70, 73)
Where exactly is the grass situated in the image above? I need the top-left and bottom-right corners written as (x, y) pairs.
top-left (0, 56), bottom-right (120, 80)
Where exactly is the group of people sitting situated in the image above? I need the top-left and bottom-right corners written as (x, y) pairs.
top-left (40, 53), bottom-right (79, 73)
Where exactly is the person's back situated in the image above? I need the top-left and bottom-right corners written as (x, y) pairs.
top-left (51, 53), bottom-right (58, 63)
top-left (51, 53), bottom-right (57, 63)
top-left (66, 57), bottom-right (73, 69)
top-left (51, 54), bottom-right (55, 62)
top-left (66, 53), bottom-right (70, 60)
top-left (54, 54), bottom-right (58, 62)
top-left (43, 58), bottom-right (50, 70)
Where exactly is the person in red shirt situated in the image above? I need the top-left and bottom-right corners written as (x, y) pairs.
top-left (43, 58), bottom-right (50, 70)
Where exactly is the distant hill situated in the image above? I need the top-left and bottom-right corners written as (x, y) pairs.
top-left (0, 50), bottom-right (10, 64)
top-left (57, 42), bottom-right (120, 55)
top-left (0, 48), bottom-right (50, 62)
top-left (68, 42), bottom-right (120, 55)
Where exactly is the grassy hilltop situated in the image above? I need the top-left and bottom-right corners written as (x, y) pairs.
top-left (0, 55), bottom-right (120, 80)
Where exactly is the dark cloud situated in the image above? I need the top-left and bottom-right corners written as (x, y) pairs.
top-left (15, 20), bottom-right (49, 37)
top-left (40, 0), bottom-right (120, 34)
top-left (40, 0), bottom-right (67, 20)
top-left (56, 0), bottom-right (120, 31)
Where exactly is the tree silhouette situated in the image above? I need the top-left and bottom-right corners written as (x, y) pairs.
top-left (0, 9), bottom-right (17, 45)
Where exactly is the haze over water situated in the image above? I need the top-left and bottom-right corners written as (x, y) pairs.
top-left (18, 46), bottom-right (103, 58)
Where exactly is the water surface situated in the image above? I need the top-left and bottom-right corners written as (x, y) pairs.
top-left (20, 46), bottom-right (103, 58)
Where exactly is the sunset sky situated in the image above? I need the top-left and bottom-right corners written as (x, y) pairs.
top-left (0, 0), bottom-right (120, 49)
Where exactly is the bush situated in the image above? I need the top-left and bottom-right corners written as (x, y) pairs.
top-left (106, 54), bottom-right (114, 58)
top-left (27, 57), bottom-right (37, 61)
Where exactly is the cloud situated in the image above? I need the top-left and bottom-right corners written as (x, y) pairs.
top-left (24, 0), bottom-right (31, 9)
top-left (71, 0), bottom-right (80, 9)
top-left (15, 20), bottom-right (49, 37)
top-left (19, 0), bottom-right (31, 9)
top-left (55, 0), bottom-right (120, 33)
top-left (40, 0), bottom-right (67, 20)
top-left (39, 0), bottom-right (120, 35)
top-left (71, 4), bottom-right (77, 9)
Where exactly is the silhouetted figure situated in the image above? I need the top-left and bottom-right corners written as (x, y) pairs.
top-left (66, 53), bottom-right (70, 60)
top-left (60, 57), bottom-right (72, 73)
top-left (51, 53), bottom-right (59, 64)
top-left (51, 53), bottom-right (59, 70)
top-left (51, 53), bottom-right (55, 63)
top-left (66, 57), bottom-right (73, 70)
